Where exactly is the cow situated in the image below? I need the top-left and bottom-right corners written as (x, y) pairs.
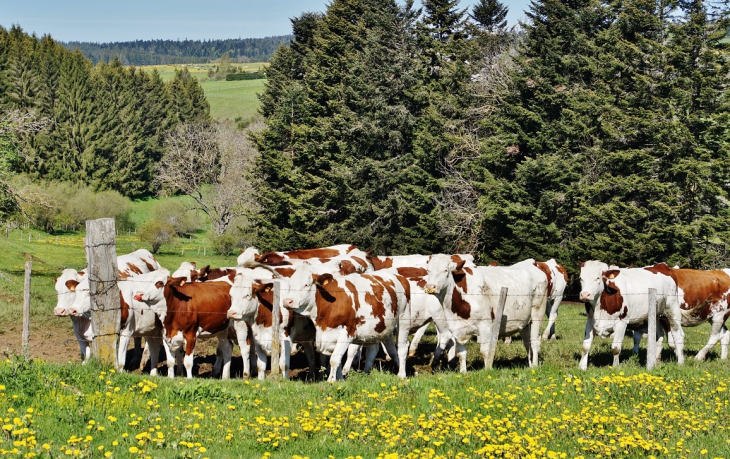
top-left (510, 259), bottom-right (568, 340)
top-left (378, 254), bottom-right (475, 358)
top-left (116, 269), bottom-right (172, 374)
top-left (255, 244), bottom-right (373, 275)
top-left (237, 247), bottom-right (261, 266)
top-left (585, 263), bottom-right (685, 369)
top-left (342, 265), bottom-right (453, 374)
top-left (424, 254), bottom-right (549, 372)
top-left (227, 266), bottom-right (316, 380)
top-left (280, 264), bottom-right (411, 381)
top-left (668, 267), bottom-right (730, 360)
top-left (54, 249), bottom-right (160, 364)
top-left (151, 277), bottom-right (235, 379)
top-left (578, 260), bottom-right (665, 369)
top-left (171, 261), bottom-right (198, 282)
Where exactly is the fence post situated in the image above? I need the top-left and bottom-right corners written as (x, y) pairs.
top-left (270, 280), bottom-right (281, 376)
top-left (646, 288), bottom-right (657, 370)
top-left (86, 218), bottom-right (121, 366)
top-left (485, 287), bottom-right (508, 370)
top-left (22, 260), bottom-right (31, 359)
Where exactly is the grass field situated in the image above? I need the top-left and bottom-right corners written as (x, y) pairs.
top-left (137, 64), bottom-right (267, 121)
top-left (1, 224), bottom-right (730, 457)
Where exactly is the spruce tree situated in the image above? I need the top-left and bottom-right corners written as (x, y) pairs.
top-left (471, 0), bottom-right (508, 33)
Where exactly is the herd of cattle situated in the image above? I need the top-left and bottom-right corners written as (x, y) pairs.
top-left (51, 245), bottom-right (730, 381)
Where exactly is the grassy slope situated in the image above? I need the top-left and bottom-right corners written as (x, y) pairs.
top-left (1, 225), bottom-right (730, 456)
top-left (139, 63), bottom-right (266, 121)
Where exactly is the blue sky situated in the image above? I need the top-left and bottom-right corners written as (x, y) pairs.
top-left (0, 0), bottom-right (531, 43)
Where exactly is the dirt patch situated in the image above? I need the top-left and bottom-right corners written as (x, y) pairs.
top-left (0, 323), bottom-right (80, 363)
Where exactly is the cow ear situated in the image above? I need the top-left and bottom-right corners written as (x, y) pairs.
top-left (489, 261), bottom-right (498, 266)
top-left (316, 273), bottom-right (334, 286)
top-left (579, 262), bottom-right (585, 269)
top-left (168, 276), bottom-right (186, 288)
top-left (602, 269), bottom-right (620, 281)
top-left (451, 260), bottom-right (466, 272)
top-left (65, 279), bottom-right (79, 292)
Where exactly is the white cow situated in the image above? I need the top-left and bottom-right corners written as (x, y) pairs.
top-left (53, 249), bottom-right (160, 364)
top-left (578, 261), bottom-right (663, 369)
top-left (227, 266), bottom-right (316, 380)
top-left (585, 263), bottom-right (685, 368)
top-left (280, 264), bottom-right (410, 381)
top-left (424, 254), bottom-right (549, 372)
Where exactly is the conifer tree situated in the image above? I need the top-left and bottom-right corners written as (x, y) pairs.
top-left (471, 0), bottom-right (507, 33)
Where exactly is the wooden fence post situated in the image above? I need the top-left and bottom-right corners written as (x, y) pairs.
top-left (485, 287), bottom-right (508, 370)
top-left (86, 218), bottom-right (121, 366)
top-left (646, 288), bottom-right (657, 370)
top-left (270, 280), bottom-right (281, 376)
top-left (22, 260), bottom-right (31, 359)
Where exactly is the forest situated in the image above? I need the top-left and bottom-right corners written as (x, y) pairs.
top-left (64, 36), bottom-right (292, 65)
top-left (3, 0), bottom-right (730, 273)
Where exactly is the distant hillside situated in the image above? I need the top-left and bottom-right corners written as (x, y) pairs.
top-left (63, 36), bottom-right (292, 65)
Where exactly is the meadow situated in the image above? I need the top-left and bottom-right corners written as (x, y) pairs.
top-left (138, 64), bottom-right (267, 121)
top-left (2, 221), bottom-right (730, 457)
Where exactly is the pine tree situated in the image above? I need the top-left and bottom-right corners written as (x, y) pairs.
top-left (471, 0), bottom-right (508, 33)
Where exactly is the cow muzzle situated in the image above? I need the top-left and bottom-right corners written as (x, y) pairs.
top-left (133, 293), bottom-right (144, 302)
top-left (579, 291), bottom-right (593, 302)
top-left (424, 284), bottom-right (437, 295)
top-left (226, 310), bottom-right (240, 319)
top-left (54, 308), bottom-right (67, 317)
top-left (282, 298), bottom-right (295, 309)
top-left (68, 308), bottom-right (79, 317)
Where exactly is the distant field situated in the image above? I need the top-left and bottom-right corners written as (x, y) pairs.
top-left (138, 63), bottom-right (267, 121)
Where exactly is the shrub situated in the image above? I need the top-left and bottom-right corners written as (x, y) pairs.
top-left (153, 199), bottom-right (202, 236)
top-left (138, 219), bottom-right (176, 254)
top-left (225, 72), bottom-right (266, 81)
top-left (211, 233), bottom-right (238, 256)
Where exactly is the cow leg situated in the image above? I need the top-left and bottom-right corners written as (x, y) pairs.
top-left (519, 326), bottom-right (533, 366)
top-left (255, 343), bottom-right (267, 381)
top-left (342, 344), bottom-right (361, 376)
top-left (161, 338), bottom-right (176, 378)
top-left (579, 303), bottom-right (595, 370)
top-left (477, 320), bottom-right (495, 368)
top-left (146, 337), bottom-right (161, 377)
top-left (695, 319), bottom-right (726, 361)
top-left (232, 321), bottom-right (251, 378)
top-left (302, 343), bottom-right (317, 380)
top-left (431, 328), bottom-right (452, 368)
top-left (383, 335), bottom-right (402, 376)
top-left (632, 330), bottom-right (643, 355)
top-left (611, 320), bottom-right (628, 368)
top-left (408, 323), bottom-right (430, 358)
top-left (280, 338), bottom-right (291, 380)
top-left (456, 341), bottom-right (468, 373)
top-left (720, 325), bottom-right (730, 360)
top-left (446, 339), bottom-right (456, 362)
top-left (542, 297), bottom-right (562, 341)
top-left (665, 309), bottom-right (685, 365)
top-left (363, 344), bottom-right (380, 373)
top-left (117, 332), bottom-right (133, 372)
top-left (328, 336), bottom-right (352, 382)
top-left (183, 334), bottom-right (197, 379)
top-left (217, 338), bottom-right (232, 380)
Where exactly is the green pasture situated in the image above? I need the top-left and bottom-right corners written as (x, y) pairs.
top-left (1, 219), bottom-right (730, 457)
top-left (138, 64), bottom-right (267, 121)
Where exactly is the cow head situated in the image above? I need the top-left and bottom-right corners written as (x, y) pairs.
top-left (280, 263), bottom-right (320, 316)
top-left (237, 246), bottom-right (260, 267)
top-left (54, 269), bottom-right (84, 317)
top-left (130, 269), bottom-right (171, 319)
top-left (67, 277), bottom-right (92, 318)
top-left (579, 260), bottom-right (609, 303)
top-left (424, 254), bottom-right (463, 296)
top-left (228, 267), bottom-right (274, 320)
top-left (171, 261), bottom-right (198, 282)
top-left (593, 269), bottom-right (626, 338)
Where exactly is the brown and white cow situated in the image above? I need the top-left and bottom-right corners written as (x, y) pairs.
top-left (578, 261), bottom-right (666, 369)
top-left (227, 266), bottom-right (316, 380)
top-left (669, 267), bottom-right (730, 360)
top-left (54, 249), bottom-right (160, 364)
top-left (255, 244), bottom-right (373, 275)
top-left (280, 264), bottom-right (411, 381)
top-left (586, 264), bottom-right (685, 369)
top-left (511, 259), bottom-right (568, 340)
top-left (149, 277), bottom-right (235, 379)
top-left (424, 254), bottom-right (549, 372)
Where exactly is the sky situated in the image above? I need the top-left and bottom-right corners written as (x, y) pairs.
top-left (0, 0), bottom-right (531, 43)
